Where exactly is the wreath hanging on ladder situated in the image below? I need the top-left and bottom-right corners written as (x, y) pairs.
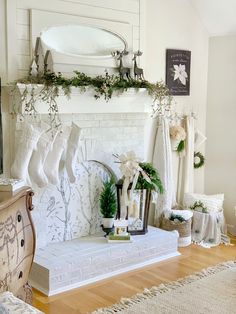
top-left (194, 151), bottom-right (205, 169)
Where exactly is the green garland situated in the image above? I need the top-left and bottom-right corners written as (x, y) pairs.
top-left (194, 151), bottom-right (205, 169)
top-left (17, 71), bottom-right (173, 102)
top-left (13, 71), bottom-right (173, 129)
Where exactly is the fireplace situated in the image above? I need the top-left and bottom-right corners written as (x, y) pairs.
top-left (4, 84), bottom-right (155, 247)
top-left (6, 85), bottom-right (180, 295)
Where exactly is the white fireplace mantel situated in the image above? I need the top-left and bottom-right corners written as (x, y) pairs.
top-left (15, 83), bottom-right (153, 114)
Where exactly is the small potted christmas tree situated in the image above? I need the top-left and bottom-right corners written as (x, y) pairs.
top-left (99, 177), bottom-right (117, 228)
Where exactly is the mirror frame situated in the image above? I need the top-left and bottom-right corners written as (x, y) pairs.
top-left (40, 24), bottom-right (128, 59)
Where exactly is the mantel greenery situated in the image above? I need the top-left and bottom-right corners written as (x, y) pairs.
top-left (13, 70), bottom-right (173, 128)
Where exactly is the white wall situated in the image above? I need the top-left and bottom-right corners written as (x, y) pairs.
top-left (205, 36), bottom-right (236, 233)
top-left (145, 0), bottom-right (209, 193)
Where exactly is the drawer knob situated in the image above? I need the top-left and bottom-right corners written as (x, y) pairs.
top-left (17, 214), bottom-right (22, 222)
top-left (21, 239), bottom-right (24, 247)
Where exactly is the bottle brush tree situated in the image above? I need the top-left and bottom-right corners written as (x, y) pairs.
top-left (99, 177), bottom-right (117, 218)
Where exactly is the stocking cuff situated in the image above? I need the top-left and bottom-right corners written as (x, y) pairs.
top-left (57, 126), bottom-right (72, 148)
top-left (37, 128), bottom-right (58, 151)
top-left (19, 123), bottom-right (44, 149)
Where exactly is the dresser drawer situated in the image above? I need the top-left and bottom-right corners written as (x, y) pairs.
top-left (0, 188), bottom-right (35, 303)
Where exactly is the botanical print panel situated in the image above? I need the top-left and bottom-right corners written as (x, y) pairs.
top-left (32, 161), bottom-right (112, 247)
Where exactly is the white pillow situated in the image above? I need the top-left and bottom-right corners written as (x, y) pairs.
top-left (183, 193), bottom-right (224, 213)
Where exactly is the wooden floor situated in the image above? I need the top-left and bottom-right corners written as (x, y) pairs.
top-left (33, 243), bottom-right (236, 314)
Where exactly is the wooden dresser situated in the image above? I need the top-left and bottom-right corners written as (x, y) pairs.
top-left (0, 187), bottom-right (35, 304)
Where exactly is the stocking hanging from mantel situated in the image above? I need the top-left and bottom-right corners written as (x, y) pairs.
top-left (146, 115), bottom-right (176, 226)
top-left (44, 125), bottom-right (71, 186)
top-left (65, 122), bottom-right (81, 183)
top-left (11, 121), bottom-right (48, 182)
top-left (28, 127), bottom-right (58, 188)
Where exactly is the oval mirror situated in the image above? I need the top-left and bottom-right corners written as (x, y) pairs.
top-left (40, 25), bottom-right (126, 58)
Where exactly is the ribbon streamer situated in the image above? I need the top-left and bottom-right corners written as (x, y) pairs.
top-left (115, 151), bottom-right (151, 219)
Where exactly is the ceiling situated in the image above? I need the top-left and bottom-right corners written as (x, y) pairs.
top-left (190, 0), bottom-right (236, 36)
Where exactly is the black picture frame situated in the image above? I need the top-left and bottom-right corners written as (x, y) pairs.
top-left (166, 49), bottom-right (191, 96)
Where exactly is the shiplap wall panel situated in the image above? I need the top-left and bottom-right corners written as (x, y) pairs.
top-left (16, 9), bottom-right (29, 25)
top-left (17, 40), bottom-right (30, 56)
top-left (133, 39), bottom-right (140, 53)
top-left (133, 26), bottom-right (140, 40)
top-left (17, 70), bottom-right (29, 79)
top-left (57, 0), bottom-right (139, 14)
top-left (14, 0), bottom-right (142, 79)
top-left (17, 0), bottom-right (140, 26)
top-left (18, 25), bottom-right (30, 40)
top-left (17, 55), bottom-right (31, 70)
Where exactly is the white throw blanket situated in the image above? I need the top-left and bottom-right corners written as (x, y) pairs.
top-left (177, 116), bottom-right (195, 204)
top-left (191, 210), bottom-right (229, 247)
top-left (146, 116), bottom-right (176, 226)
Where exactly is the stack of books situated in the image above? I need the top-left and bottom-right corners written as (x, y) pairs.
top-left (0, 178), bottom-right (25, 192)
top-left (107, 232), bottom-right (132, 243)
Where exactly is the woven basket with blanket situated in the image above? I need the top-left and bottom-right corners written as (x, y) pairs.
top-left (161, 210), bottom-right (193, 247)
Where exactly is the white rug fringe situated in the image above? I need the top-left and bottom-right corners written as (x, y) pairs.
top-left (91, 261), bottom-right (236, 314)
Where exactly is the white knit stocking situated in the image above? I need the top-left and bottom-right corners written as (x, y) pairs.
top-left (28, 129), bottom-right (57, 188)
top-left (11, 122), bottom-right (44, 181)
top-left (65, 123), bottom-right (81, 183)
top-left (44, 126), bottom-right (71, 185)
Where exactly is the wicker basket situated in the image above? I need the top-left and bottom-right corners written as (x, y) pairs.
top-left (161, 217), bottom-right (191, 237)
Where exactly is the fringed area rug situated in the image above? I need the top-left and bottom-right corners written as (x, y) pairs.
top-left (92, 261), bottom-right (236, 314)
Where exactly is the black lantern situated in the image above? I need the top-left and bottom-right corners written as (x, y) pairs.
top-left (116, 179), bottom-right (151, 235)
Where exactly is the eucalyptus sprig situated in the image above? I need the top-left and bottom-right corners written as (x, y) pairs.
top-left (148, 80), bottom-right (173, 116)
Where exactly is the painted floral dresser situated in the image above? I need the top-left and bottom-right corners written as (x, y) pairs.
top-left (0, 187), bottom-right (35, 304)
